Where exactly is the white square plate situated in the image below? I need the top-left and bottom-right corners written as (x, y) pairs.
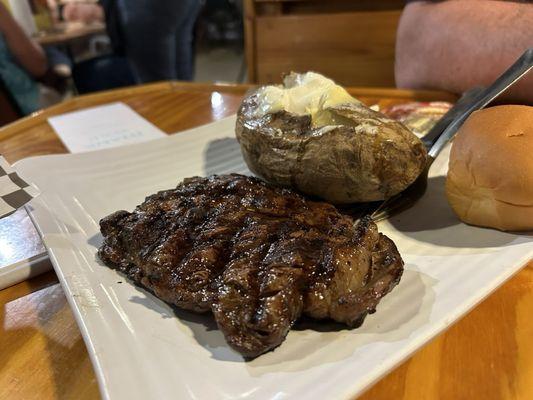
top-left (16, 116), bottom-right (533, 400)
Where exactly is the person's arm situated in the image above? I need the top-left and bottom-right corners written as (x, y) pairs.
top-left (395, 0), bottom-right (533, 103)
top-left (62, 2), bottom-right (104, 24)
top-left (0, 2), bottom-right (47, 78)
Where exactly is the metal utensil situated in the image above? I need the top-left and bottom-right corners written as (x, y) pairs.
top-left (370, 48), bottom-right (533, 222)
top-left (421, 86), bottom-right (485, 149)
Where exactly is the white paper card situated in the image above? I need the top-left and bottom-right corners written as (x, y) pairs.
top-left (48, 102), bottom-right (166, 153)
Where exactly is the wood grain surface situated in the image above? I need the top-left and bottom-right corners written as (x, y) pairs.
top-left (0, 82), bottom-right (531, 400)
top-left (244, 0), bottom-right (404, 86)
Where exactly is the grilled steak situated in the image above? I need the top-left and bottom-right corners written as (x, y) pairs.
top-left (98, 174), bottom-right (404, 358)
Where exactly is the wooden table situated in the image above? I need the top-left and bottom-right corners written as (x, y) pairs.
top-left (0, 82), bottom-right (531, 400)
top-left (33, 21), bottom-right (105, 47)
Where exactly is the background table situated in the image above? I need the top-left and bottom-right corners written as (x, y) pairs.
top-left (0, 82), bottom-right (531, 400)
top-left (33, 21), bottom-right (106, 47)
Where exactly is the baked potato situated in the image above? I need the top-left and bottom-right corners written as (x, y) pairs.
top-left (235, 72), bottom-right (427, 203)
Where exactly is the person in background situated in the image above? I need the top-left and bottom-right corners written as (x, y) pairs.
top-left (0, 2), bottom-right (47, 115)
top-left (111, 0), bottom-right (202, 82)
top-left (395, 0), bottom-right (533, 103)
top-left (62, 0), bottom-right (202, 84)
top-left (61, 0), bottom-right (104, 24)
top-left (57, 1), bottom-right (134, 94)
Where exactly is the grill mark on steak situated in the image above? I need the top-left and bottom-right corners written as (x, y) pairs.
top-left (98, 174), bottom-right (404, 358)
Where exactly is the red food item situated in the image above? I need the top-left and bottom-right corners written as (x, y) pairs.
top-left (381, 102), bottom-right (452, 136)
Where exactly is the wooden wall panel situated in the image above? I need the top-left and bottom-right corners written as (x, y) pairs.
top-left (245, 1), bottom-right (405, 87)
top-left (255, 10), bottom-right (400, 86)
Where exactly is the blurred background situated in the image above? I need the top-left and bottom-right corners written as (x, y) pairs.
top-left (1, 0), bottom-right (407, 124)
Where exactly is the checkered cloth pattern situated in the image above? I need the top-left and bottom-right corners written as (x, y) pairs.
top-left (0, 156), bottom-right (39, 219)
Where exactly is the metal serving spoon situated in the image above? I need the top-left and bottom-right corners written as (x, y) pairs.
top-left (370, 48), bottom-right (533, 222)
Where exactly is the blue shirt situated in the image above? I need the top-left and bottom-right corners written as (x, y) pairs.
top-left (0, 32), bottom-right (39, 115)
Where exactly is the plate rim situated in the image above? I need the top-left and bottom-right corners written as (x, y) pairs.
top-left (17, 116), bottom-right (533, 400)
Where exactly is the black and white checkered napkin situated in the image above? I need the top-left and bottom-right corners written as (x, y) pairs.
top-left (0, 156), bottom-right (39, 219)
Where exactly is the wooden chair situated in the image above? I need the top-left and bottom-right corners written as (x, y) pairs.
top-left (244, 0), bottom-right (405, 87)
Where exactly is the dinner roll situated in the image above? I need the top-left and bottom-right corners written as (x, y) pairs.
top-left (446, 105), bottom-right (533, 231)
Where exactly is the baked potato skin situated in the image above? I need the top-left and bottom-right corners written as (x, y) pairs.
top-left (236, 89), bottom-right (427, 204)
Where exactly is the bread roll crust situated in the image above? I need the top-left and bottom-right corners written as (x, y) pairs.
top-left (446, 105), bottom-right (533, 231)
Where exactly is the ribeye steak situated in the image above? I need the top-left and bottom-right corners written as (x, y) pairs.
top-left (98, 174), bottom-right (404, 358)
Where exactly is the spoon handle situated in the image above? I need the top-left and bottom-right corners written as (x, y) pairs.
top-left (428, 48), bottom-right (533, 159)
